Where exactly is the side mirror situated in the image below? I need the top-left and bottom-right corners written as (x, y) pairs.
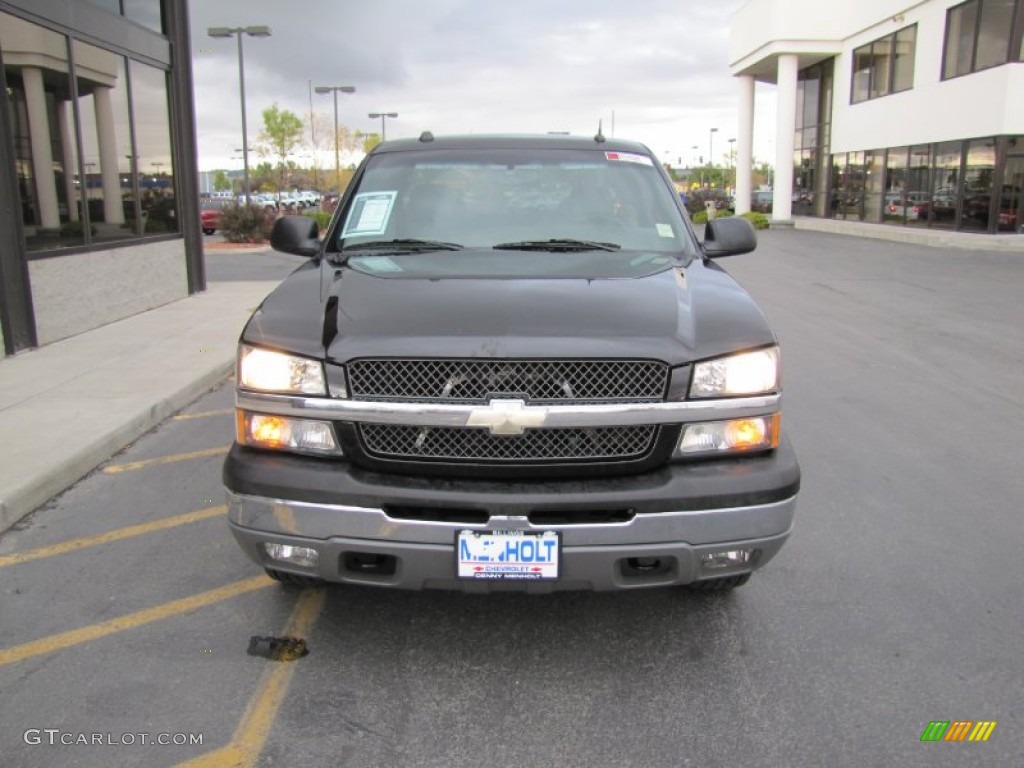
top-left (702, 216), bottom-right (757, 258)
top-left (270, 215), bottom-right (320, 257)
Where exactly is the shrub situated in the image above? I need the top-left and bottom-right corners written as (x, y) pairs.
top-left (739, 211), bottom-right (770, 230)
top-left (303, 210), bottom-right (333, 231)
top-left (219, 202), bottom-right (270, 243)
top-left (691, 210), bottom-right (708, 225)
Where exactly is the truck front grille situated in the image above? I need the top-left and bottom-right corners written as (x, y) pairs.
top-left (346, 359), bottom-right (668, 403)
top-left (358, 424), bottom-right (659, 463)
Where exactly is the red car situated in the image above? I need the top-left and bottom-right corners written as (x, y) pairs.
top-left (200, 198), bottom-right (226, 235)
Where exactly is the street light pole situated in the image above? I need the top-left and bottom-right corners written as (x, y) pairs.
top-left (208, 25), bottom-right (271, 206)
top-left (314, 85), bottom-right (356, 192)
top-left (709, 127), bottom-right (718, 171)
top-left (368, 112), bottom-right (398, 142)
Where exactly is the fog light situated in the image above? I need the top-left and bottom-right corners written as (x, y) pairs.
top-left (701, 549), bottom-right (753, 570)
top-left (264, 543), bottom-right (319, 568)
top-left (237, 410), bottom-right (341, 456)
top-left (677, 414), bottom-right (779, 457)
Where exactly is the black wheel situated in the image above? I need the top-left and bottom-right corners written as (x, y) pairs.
top-left (686, 573), bottom-right (751, 592)
top-left (202, 228), bottom-right (215, 235)
top-left (264, 568), bottom-right (324, 587)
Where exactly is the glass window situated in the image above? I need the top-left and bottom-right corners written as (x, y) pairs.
top-left (1, 13), bottom-right (85, 251)
top-left (976, 0), bottom-right (1016, 69)
top-left (802, 74), bottom-right (820, 128)
top-left (931, 141), bottom-right (962, 230)
top-left (870, 39), bottom-right (892, 98)
top-left (863, 151), bottom-right (885, 223)
top-left (852, 44), bottom-right (871, 103)
top-left (128, 60), bottom-right (177, 235)
top-left (123, 0), bottom-right (163, 34)
top-left (72, 40), bottom-right (135, 242)
top-left (945, 1), bottom-right (979, 78)
top-left (87, 0), bottom-right (122, 14)
top-left (892, 26), bottom-right (917, 92)
top-left (960, 138), bottom-right (996, 231)
top-left (1000, 150), bottom-right (1023, 232)
top-left (907, 145), bottom-right (932, 227)
top-left (851, 25), bottom-right (916, 103)
top-left (883, 147), bottom-right (909, 225)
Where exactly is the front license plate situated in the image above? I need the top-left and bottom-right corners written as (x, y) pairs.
top-left (456, 530), bottom-right (560, 580)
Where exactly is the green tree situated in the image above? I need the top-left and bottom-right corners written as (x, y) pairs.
top-left (257, 104), bottom-right (305, 196)
top-left (360, 131), bottom-right (381, 155)
top-left (213, 169), bottom-right (231, 192)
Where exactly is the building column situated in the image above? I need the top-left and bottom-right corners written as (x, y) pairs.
top-left (93, 86), bottom-right (124, 224)
top-left (773, 54), bottom-right (799, 222)
top-left (56, 100), bottom-right (79, 222)
top-left (21, 67), bottom-right (60, 229)
top-left (735, 75), bottom-right (755, 215)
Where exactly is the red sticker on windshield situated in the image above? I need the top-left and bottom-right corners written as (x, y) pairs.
top-left (605, 151), bottom-right (653, 166)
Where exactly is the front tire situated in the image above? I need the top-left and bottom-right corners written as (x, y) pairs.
top-left (202, 228), bottom-right (215, 235)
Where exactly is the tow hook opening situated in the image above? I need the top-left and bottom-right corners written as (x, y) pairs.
top-left (620, 556), bottom-right (674, 579)
top-left (343, 552), bottom-right (397, 576)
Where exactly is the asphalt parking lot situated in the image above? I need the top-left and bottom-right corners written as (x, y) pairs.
top-left (0, 231), bottom-right (1021, 767)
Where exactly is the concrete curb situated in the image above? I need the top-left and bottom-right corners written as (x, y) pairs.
top-left (0, 360), bottom-right (232, 533)
top-left (0, 280), bottom-right (278, 535)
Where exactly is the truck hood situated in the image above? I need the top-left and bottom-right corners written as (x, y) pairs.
top-left (243, 258), bottom-right (775, 365)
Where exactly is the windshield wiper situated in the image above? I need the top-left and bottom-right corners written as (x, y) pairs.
top-left (492, 239), bottom-right (621, 252)
top-left (342, 238), bottom-right (463, 252)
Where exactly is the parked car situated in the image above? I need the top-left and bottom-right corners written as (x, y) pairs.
top-left (224, 134), bottom-right (800, 593)
top-left (884, 190), bottom-right (930, 221)
top-left (199, 197), bottom-right (226, 235)
top-left (751, 190), bottom-right (773, 213)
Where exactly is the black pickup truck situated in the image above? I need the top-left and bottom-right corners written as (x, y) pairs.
top-left (224, 133), bottom-right (799, 592)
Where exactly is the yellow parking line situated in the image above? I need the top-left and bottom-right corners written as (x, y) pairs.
top-left (0, 575), bottom-right (273, 667)
top-left (177, 588), bottom-right (326, 768)
top-left (0, 506), bottom-right (226, 569)
top-left (172, 408), bottom-right (234, 422)
top-left (102, 445), bottom-right (230, 474)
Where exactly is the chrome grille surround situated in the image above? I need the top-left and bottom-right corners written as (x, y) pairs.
top-left (346, 359), bottom-right (668, 403)
top-left (359, 424), bottom-right (659, 462)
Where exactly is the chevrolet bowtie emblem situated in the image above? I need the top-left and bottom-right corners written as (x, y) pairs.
top-left (465, 399), bottom-right (548, 435)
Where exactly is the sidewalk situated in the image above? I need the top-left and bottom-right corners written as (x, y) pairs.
top-left (0, 279), bottom-right (279, 533)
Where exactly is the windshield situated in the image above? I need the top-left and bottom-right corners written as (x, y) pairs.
top-left (334, 147), bottom-right (694, 260)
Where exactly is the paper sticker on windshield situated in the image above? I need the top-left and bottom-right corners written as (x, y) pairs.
top-left (656, 223), bottom-right (675, 238)
top-left (605, 152), bottom-right (653, 166)
top-left (342, 191), bottom-right (396, 236)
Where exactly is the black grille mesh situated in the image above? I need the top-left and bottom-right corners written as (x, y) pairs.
top-left (359, 424), bottom-right (658, 462)
top-left (346, 359), bottom-right (667, 403)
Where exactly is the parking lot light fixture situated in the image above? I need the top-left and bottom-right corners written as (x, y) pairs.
top-left (709, 127), bottom-right (718, 170)
top-left (208, 26), bottom-right (272, 205)
top-left (315, 85), bottom-right (356, 193)
top-left (368, 112), bottom-right (398, 142)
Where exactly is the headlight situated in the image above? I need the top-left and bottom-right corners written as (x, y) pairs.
top-left (676, 415), bottom-right (779, 457)
top-left (690, 346), bottom-right (779, 398)
top-left (237, 411), bottom-right (341, 456)
top-left (238, 345), bottom-right (326, 395)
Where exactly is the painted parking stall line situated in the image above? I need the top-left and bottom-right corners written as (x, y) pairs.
top-left (102, 445), bottom-right (230, 474)
top-left (0, 505), bottom-right (226, 568)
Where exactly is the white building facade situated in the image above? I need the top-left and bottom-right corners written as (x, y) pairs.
top-left (730, 0), bottom-right (1024, 234)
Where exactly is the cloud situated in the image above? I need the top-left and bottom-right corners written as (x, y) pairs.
top-left (188, 0), bottom-right (775, 172)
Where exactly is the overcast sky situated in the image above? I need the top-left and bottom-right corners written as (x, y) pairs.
top-left (189, 0), bottom-right (777, 173)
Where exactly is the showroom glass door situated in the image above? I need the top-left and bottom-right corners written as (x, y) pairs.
top-left (1000, 155), bottom-right (1024, 233)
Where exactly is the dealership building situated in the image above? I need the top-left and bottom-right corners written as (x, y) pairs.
top-left (0, 0), bottom-right (202, 358)
top-left (730, 0), bottom-right (1024, 234)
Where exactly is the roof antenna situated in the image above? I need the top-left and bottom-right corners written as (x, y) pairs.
top-left (594, 119), bottom-right (606, 143)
